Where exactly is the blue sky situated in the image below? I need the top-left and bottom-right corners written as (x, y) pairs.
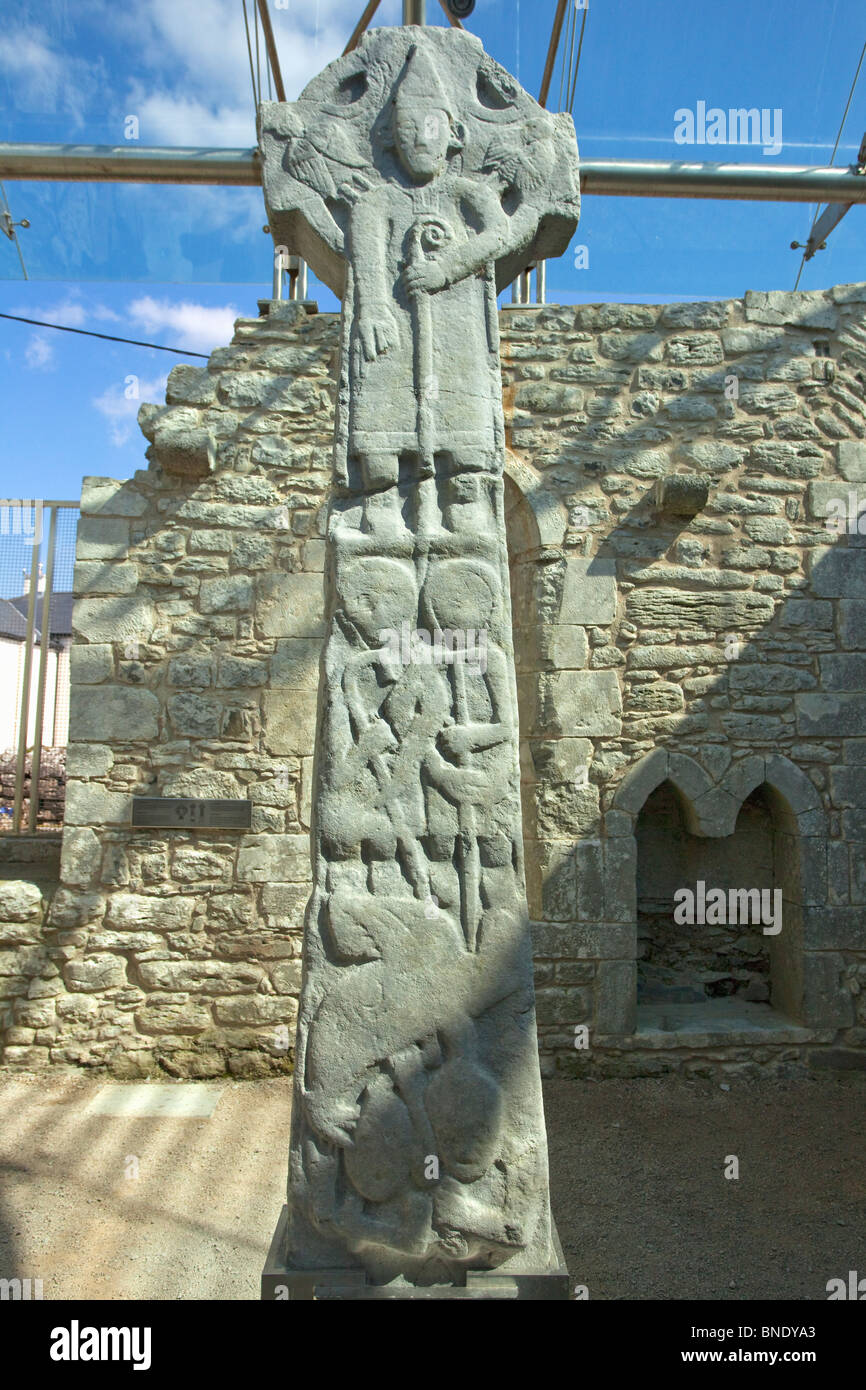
top-left (0, 0), bottom-right (864, 507)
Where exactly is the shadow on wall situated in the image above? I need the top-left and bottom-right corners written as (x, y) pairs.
top-left (502, 336), bottom-right (863, 1041)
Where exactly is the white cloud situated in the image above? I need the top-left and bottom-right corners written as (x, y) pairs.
top-left (11, 293), bottom-right (120, 330)
top-left (92, 372), bottom-right (168, 448)
top-left (0, 23), bottom-right (105, 128)
top-left (24, 334), bottom-right (54, 370)
top-left (127, 297), bottom-right (239, 352)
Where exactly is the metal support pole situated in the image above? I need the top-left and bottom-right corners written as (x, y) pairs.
top-left (28, 505), bottom-right (57, 833)
top-left (13, 540), bottom-right (40, 833)
top-left (272, 254), bottom-right (284, 300)
top-left (344, 0), bottom-right (383, 54)
top-left (255, 0), bottom-right (287, 102)
top-left (535, 260), bottom-right (546, 304)
top-left (402, 0), bottom-right (425, 24)
top-left (3, 145), bottom-right (866, 205)
top-left (539, 0), bottom-right (568, 109)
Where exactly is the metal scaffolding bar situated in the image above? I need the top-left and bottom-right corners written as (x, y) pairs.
top-left (577, 158), bottom-right (866, 203)
top-left (539, 0), bottom-right (568, 108)
top-left (0, 144), bottom-right (261, 185)
top-left (2, 144), bottom-right (865, 204)
top-left (12, 541), bottom-right (40, 834)
top-left (344, 0), bottom-right (383, 54)
top-left (256, 0), bottom-right (287, 102)
top-left (28, 505), bottom-right (57, 833)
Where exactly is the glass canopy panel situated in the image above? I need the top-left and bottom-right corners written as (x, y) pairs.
top-left (0, 0), bottom-right (863, 297)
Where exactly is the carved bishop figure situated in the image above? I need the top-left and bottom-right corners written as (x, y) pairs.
top-left (260, 24), bottom-right (580, 1297)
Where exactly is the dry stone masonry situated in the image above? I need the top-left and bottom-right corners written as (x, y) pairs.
top-left (2, 284), bottom-right (866, 1083)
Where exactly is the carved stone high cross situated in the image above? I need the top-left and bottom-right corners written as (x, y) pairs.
top-left (259, 25), bottom-right (580, 1296)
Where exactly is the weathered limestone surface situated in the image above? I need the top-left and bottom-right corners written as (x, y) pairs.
top-left (258, 26), bottom-right (578, 1284)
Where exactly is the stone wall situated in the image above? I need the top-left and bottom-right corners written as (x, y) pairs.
top-left (2, 285), bottom-right (865, 1079)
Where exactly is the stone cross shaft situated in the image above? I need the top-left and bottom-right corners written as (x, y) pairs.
top-left (260, 25), bottom-right (580, 1289)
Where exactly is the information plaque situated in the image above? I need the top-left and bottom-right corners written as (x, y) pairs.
top-left (130, 798), bottom-right (252, 830)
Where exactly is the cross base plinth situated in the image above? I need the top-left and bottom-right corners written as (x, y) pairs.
top-left (261, 1203), bottom-right (571, 1300)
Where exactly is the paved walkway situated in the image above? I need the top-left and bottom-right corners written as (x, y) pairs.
top-left (1, 1071), bottom-right (863, 1300)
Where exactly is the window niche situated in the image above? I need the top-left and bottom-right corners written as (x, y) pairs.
top-left (635, 780), bottom-right (801, 1025)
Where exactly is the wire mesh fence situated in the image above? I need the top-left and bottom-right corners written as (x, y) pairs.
top-left (0, 500), bottom-right (79, 832)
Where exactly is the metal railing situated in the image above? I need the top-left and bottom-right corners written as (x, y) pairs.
top-left (0, 500), bottom-right (78, 833)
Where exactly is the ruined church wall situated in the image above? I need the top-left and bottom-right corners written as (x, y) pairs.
top-left (2, 284), bottom-right (866, 1079)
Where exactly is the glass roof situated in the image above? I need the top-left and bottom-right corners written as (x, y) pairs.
top-left (0, 0), bottom-right (864, 299)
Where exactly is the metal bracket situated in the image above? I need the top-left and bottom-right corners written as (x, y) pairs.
top-left (791, 132), bottom-right (866, 261)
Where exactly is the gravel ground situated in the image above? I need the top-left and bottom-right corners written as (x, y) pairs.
top-left (1, 1070), bottom-right (863, 1301)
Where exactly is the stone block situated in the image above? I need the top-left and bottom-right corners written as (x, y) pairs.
top-left (217, 656), bottom-right (268, 687)
top-left (744, 288), bottom-right (837, 328)
top-left (803, 952), bottom-right (854, 1028)
top-left (74, 561), bottom-right (139, 596)
top-left (595, 960), bottom-right (636, 1034)
top-left (199, 576), bottom-right (254, 613)
top-left (838, 441), bottom-right (866, 482)
top-left (810, 548), bottom-right (866, 599)
top-left (76, 515), bottom-right (130, 560)
top-left (237, 833), bottom-right (311, 883)
top-left (167, 693), bottom-right (223, 738)
top-left (838, 601), bottom-right (866, 649)
top-left (162, 769), bottom-right (242, 799)
top-left (575, 839), bottom-right (604, 921)
top-left (559, 554), bottom-right (617, 625)
top-left (820, 654), bottom-right (866, 692)
top-left (803, 905), bottom-right (865, 950)
top-left (70, 685), bottom-right (160, 742)
top-left (136, 960), bottom-right (265, 993)
top-left (152, 415), bottom-right (215, 478)
top-left (63, 954), bottom-right (128, 992)
top-left (796, 693), bottom-right (866, 737)
top-left (270, 638), bottom-right (323, 689)
top-left (64, 783), bottom-right (130, 826)
top-left (136, 998), bottom-right (213, 1034)
top-left (257, 572), bottom-right (326, 638)
top-left (269, 960), bottom-right (304, 994)
top-left (70, 645), bottom-right (113, 684)
top-left (81, 477), bottom-right (148, 517)
top-left (105, 894), bottom-right (196, 932)
top-left (262, 689), bottom-right (319, 756)
top-left (47, 889), bottom-right (105, 928)
top-left (166, 365), bottom-right (217, 406)
top-left (525, 841), bottom-right (576, 921)
top-left (60, 827), bottom-right (101, 888)
top-left (214, 994), bottom-right (297, 1026)
top-left (626, 587), bottom-right (775, 632)
top-left (172, 849), bottom-right (232, 883)
top-left (806, 480), bottom-right (866, 525)
top-left (597, 332), bottom-right (663, 362)
top-left (0, 881), bottom-right (42, 924)
top-left (525, 737), bottom-right (592, 784)
top-left (72, 596), bottom-right (156, 645)
top-left (261, 883), bottom-right (309, 929)
top-left (536, 669), bottom-right (622, 737)
top-left (604, 838), bottom-right (637, 922)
